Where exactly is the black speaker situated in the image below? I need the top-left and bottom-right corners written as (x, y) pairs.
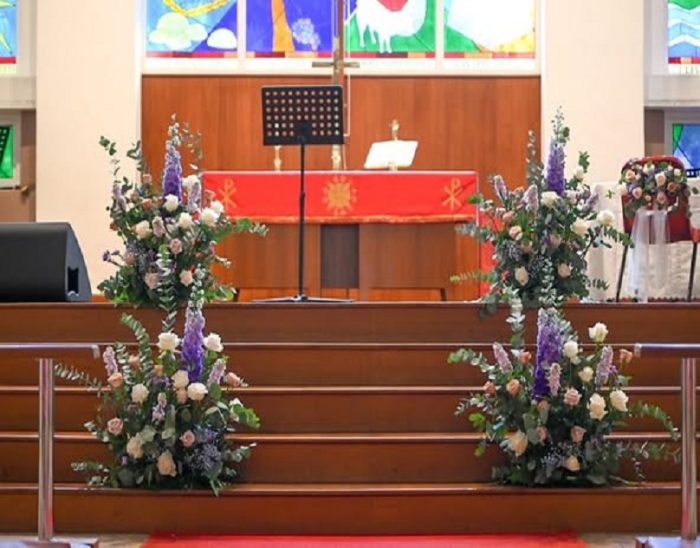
top-left (0, 222), bottom-right (92, 302)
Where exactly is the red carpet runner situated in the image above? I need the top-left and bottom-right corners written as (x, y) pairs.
top-left (145, 533), bottom-right (585, 547)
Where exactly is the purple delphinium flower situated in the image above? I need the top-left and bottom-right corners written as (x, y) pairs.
top-left (207, 358), bottom-right (226, 387)
top-left (162, 141), bottom-right (182, 201)
top-left (522, 185), bottom-right (539, 214)
top-left (596, 345), bottom-right (614, 386)
top-left (182, 304), bottom-right (205, 382)
top-left (493, 343), bottom-right (512, 373)
top-left (546, 141), bottom-right (566, 195)
top-left (533, 309), bottom-right (562, 398)
top-left (103, 346), bottom-right (118, 376)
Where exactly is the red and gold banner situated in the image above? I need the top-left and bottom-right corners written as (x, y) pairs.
top-left (204, 170), bottom-right (478, 224)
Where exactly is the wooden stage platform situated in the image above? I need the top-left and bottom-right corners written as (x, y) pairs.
top-left (0, 301), bottom-right (698, 535)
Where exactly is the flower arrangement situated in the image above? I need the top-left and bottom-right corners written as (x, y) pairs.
top-left (619, 156), bottom-right (697, 219)
top-left (57, 275), bottom-right (259, 494)
top-left (457, 111), bottom-right (628, 310)
top-left (449, 291), bottom-right (677, 486)
top-left (99, 115), bottom-right (266, 310)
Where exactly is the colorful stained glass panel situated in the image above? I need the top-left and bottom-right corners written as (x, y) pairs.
top-left (672, 123), bottom-right (700, 169)
top-left (246, 0), bottom-right (333, 57)
top-left (444, 0), bottom-right (535, 59)
top-left (345, 0), bottom-right (435, 56)
top-left (0, 3), bottom-right (17, 74)
top-left (668, 0), bottom-right (700, 66)
top-left (146, 0), bottom-right (238, 58)
top-left (0, 126), bottom-right (13, 179)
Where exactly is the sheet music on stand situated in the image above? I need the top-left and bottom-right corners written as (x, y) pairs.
top-left (364, 140), bottom-right (418, 170)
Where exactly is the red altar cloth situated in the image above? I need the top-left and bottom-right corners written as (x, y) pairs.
top-left (203, 171), bottom-right (478, 223)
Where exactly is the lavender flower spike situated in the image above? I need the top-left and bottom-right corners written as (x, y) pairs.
top-left (522, 185), bottom-right (539, 214)
top-left (162, 141), bottom-right (183, 201)
top-left (533, 309), bottom-right (562, 398)
top-left (207, 358), bottom-right (226, 387)
top-left (547, 362), bottom-right (561, 396)
top-left (492, 175), bottom-right (509, 205)
top-left (102, 346), bottom-right (118, 376)
top-left (182, 304), bottom-right (205, 382)
top-left (546, 141), bottom-right (566, 196)
top-left (493, 343), bottom-right (512, 373)
top-left (595, 345), bottom-right (614, 386)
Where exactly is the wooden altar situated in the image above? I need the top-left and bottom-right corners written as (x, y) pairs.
top-left (205, 171), bottom-right (480, 301)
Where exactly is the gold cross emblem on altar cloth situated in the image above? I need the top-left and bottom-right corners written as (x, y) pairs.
top-left (218, 178), bottom-right (237, 212)
top-left (442, 178), bottom-right (465, 211)
top-left (323, 175), bottom-right (357, 216)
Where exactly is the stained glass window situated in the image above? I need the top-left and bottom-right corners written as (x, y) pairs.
top-left (146, 0), bottom-right (239, 58)
top-left (246, 0), bottom-right (334, 57)
top-left (0, 2), bottom-right (17, 75)
top-left (444, 0), bottom-right (535, 60)
top-left (668, 0), bottom-right (700, 68)
top-left (0, 125), bottom-right (14, 181)
top-left (345, 0), bottom-right (436, 57)
top-left (672, 123), bottom-right (700, 170)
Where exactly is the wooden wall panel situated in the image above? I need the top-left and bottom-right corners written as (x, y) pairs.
top-left (142, 75), bottom-right (540, 187)
top-left (141, 75), bottom-right (540, 300)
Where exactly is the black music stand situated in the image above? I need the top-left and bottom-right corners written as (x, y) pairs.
top-left (260, 85), bottom-right (351, 303)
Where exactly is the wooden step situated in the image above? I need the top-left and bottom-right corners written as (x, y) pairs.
top-left (0, 481), bottom-right (691, 534)
top-left (0, 302), bottom-right (698, 344)
top-left (0, 431), bottom-right (684, 484)
top-left (0, 385), bottom-right (692, 433)
top-left (0, 347), bottom-right (687, 387)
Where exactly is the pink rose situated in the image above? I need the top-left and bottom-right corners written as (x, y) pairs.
top-left (619, 349), bottom-right (634, 365)
top-left (483, 381), bottom-right (496, 395)
top-left (506, 378), bottom-right (521, 396)
top-left (519, 351), bottom-right (532, 364)
top-left (508, 225), bottom-right (523, 241)
top-left (153, 364), bottom-right (164, 377)
top-left (225, 372), bottom-right (243, 387)
top-left (571, 426), bottom-right (586, 443)
top-left (124, 252), bottom-right (135, 266)
top-left (176, 388), bottom-right (188, 404)
top-left (631, 187), bottom-right (643, 200)
top-left (169, 238), bottom-right (183, 255)
top-left (107, 372), bottom-right (123, 388)
top-left (107, 417), bottom-right (123, 436)
top-left (537, 400), bottom-right (550, 413)
top-left (655, 172), bottom-right (667, 186)
top-left (645, 195), bottom-right (652, 203)
top-left (667, 182), bottom-right (677, 193)
top-left (180, 430), bottom-right (196, 448)
top-left (549, 234), bottom-right (562, 247)
top-left (537, 426), bottom-right (548, 442)
top-left (657, 192), bottom-right (667, 205)
top-left (502, 211), bottom-right (515, 225)
top-left (128, 355), bottom-right (140, 368)
top-left (564, 387), bottom-right (582, 406)
top-left (624, 169), bottom-right (635, 182)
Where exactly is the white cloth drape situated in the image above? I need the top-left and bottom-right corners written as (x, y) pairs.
top-left (587, 179), bottom-right (700, 301)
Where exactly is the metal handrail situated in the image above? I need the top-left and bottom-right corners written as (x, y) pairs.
top-left (0, 343), bottom-right (100, 543)
top-left (635, 343), bottom-right (700, 542)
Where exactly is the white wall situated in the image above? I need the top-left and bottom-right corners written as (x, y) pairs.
top-left (35, 1), bottom-right (141, 292)
top-left (541, 0), bottom-right (645, 183)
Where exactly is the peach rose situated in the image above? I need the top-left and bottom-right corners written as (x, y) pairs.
top-left (506, 379), bottom-right (521, 396)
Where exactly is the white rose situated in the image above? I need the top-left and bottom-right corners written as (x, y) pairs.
top-left (578, 366), bottom-right (594, 383)
top-left (157, 450), bottom-right (177, 477)
top-left (183, 174), bottom-right (199, 191)
top-left (126, 434), bottom-right (144, 459)
top-left (178, 212), bottom-right (195, 230)
top-left (133, 220), bottom-right (152, 240)
top-left (563, 455), bottom-right (581, 472)
top-left (616, 183), bottom-right (627, 196)
top-left (563, 340), bottom-right (579, 360)
top-left (610, 389), bottom-right (629, 413)
top-left (565, 190), bottom-right (578, 204)
top-left (179, 270), bottom-right (194, 287)
top-left (507, 430), bottom-right (529, 456)
top-left (557, 263), bottom-right (572, 278)
top-left (541, 191), bottom-right (559, 208)
top-left (574, 166), bottom-right (585, 181)
top-left (596, 209), bottom-right (616, 227)
top-left (588, 322), bottom-right (609, 343)
top-left (514, 267), bottom-right (529, 286)
top-left (201, 208), bottom-right (219, 227)
top-left (211, 200), bottom-right (225, 215)
top-left (204, 333), bottom-right (223, 353)
top-left (157, 332), bottom-right (180, 352)
top-left (163, 194), bottom-right (179, 212)
top-left (588, 393), bottom-right (607, 420)
top-left (171, 370), bottom-right (190, 389)
top-left (131, 383), bottom-right (149, 404)
top-left (572, 218), bottom-right (589, 236)
top-left (187, 382), bottom-right (208, 401)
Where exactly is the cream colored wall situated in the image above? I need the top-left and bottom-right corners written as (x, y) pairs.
top-left (541, 0), bottom-right (644, 183)
top-left (35, 2), bottom-right (141, 292)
